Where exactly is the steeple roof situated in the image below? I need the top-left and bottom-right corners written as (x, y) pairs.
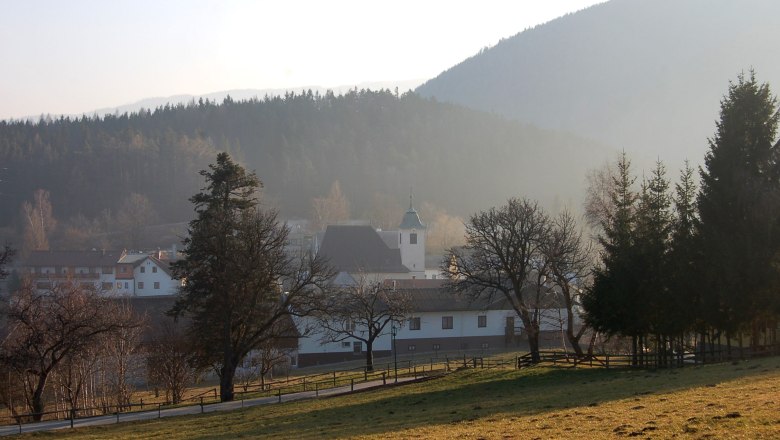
top-left (399, 190), bottom-right (426, 230)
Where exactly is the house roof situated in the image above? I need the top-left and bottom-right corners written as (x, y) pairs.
top-left (406, 287), bottom-right (513, 312)
top-left (317, 225), bottom-right (409, 273)
top-left (118, 253), bottom-right (175, 277)
top-left (24, 250), bottom-right (124, 267)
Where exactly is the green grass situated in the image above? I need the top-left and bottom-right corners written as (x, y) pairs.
top-left (23, 357), bottom-right (780, 439)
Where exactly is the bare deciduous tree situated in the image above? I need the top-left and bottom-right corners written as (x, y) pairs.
top-left (444, 198), bottom-right (551, 363)
top-left (0, 280), bottom-right (138, 420)
top-left (314, 275), bottom-right (410, 371)
top-left (543, 210), bottom-right (594, 357)
top-left (146, 323), bottom-right (200, 405)
top-left (116, 193), bottom-right (158, 249)
top-left (311, 181), bottom-right (350, 231)
top-left (20, 189), bottom-right (56, 254)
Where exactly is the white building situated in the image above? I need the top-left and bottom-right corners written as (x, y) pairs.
top-left (22, 249), bottom-right (180, 297)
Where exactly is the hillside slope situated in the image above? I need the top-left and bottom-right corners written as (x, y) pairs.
top-left (417, 0), bottom-right (780, 167)
top-left (0, 91), bottom-right (611, 233)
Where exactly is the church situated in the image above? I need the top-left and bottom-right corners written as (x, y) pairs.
top-left (314, 196), bottom-right (427, 282)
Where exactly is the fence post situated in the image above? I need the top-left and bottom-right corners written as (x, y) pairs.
top-left (303, 377), bottom-right (306, 392)
top-left (516, 356), bottom-right (519, 369)
top-left (382, 372), bottom-right (386, 385)
top-left (277, 388), bottom-right (282, 403)
top-left (200, 397), bottom-right (204, 413)
top-left (70, 408), bottom-right (75, 428)
top-left (606, 354), bottom-right (610, 369)
top-left (333, 371), bottom-right (336, 387)
top-left (351, 378), bottom-right (354, 391)
top-left (213, 388), bottom-right (217, 399)
top-left (315, 382), bottom-right (319, 397)
top-left (158, 404), bottom-right (161, 419)
top-left (364, 368), bottom-right (368, 381)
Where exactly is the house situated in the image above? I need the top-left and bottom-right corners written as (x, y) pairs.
top-left (21, 249), bottom-right (181, 297)
top-left (22, 250), bottom-right (125, 293)
top-left (295, 277), bottom-right (581, 367)
top-left (116, 252), bottom-right (181, 296)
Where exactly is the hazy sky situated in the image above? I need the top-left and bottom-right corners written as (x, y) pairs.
top-left (1, 0), bottom-right (603, 119)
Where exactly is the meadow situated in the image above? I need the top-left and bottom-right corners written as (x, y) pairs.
top-left (23, 356), bottom-right (780, 439)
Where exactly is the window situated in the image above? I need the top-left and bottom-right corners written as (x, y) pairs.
top-left (102, 266), bottom-right (114, 274)
top-left (409, 317), bottom-right (421, 330)
top-left (345, 320), bottom-right (355, 332)
top-left (353, 341), bottom-right (363, 353)
top-left (154, 282), bottom-right (160, 289)
top-left (481, 343), bottom-right (489, 349)
top-left (101, 282), bottom-right (113, 290)
top-left (432, 343), bottom-right (440, 351)
top-left (121, 266), bottom-right (128, 273)
top-left (407, 345), bottom-right (416, 351)
top-left (117, 282), bottom-right (122, 289)
top-left (442, 316), bottom-right (453, 329)
top-left (36, 282), bottom-right (52, 290)
top-left (410, 233), bottom-right (417, 244)
top-left (124, 282), bottom-right (129, 289)
top-left (399, 233), bottom-right (402, 244)
top-left (152, 266), bottom-right (158, 273)
top-left (478, 315), bottom-right (487, 328)
top-left (342, 341), bottom-right (351, 348)
top-left (138, 282), bottom-right (144, 289)
top-left (140, 266), bottom-right (145, 273)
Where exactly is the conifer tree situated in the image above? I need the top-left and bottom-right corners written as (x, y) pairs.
top-left (171, 153), bottom-right (331, 402)
top-left (696, 71), bottom-right (780, 347)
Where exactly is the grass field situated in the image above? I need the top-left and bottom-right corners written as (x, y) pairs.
top-left (24, 356), bottom-right (780, 439)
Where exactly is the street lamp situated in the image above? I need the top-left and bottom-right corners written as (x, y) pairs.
top-left (391, 323), bottom-right (398, 383)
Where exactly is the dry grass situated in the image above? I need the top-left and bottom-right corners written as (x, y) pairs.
top-left (23, 357), bottom-right (780, 439)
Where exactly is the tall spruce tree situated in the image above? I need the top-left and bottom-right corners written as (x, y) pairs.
top-left (666, 161), bottom-right (699, 343)
top-left (583, 152), bottom-right (643, 361)
top-left (696, 71), bottom-right (780, 348)
top-left (171, 153), bottom-right (331, 402)
top-left (635, 161), bottom-right (674, 360)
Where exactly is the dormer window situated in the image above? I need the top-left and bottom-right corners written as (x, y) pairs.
top-left (410, 233), bottom-right (417, 244)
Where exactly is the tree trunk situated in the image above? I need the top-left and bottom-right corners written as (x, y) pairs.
top-left (220, 361), bottom-right (236, 402)
top-left (565, 305), bottom-right (584, 357)
top-left (527, 327), bottom-right (541, 363)
top-left (31, 373), bottom-right (49, 422)
top-left (365, 340), bottom-right (374, 372)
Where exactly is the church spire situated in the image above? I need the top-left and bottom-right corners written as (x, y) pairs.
top-left (409, 187), bottom-right (413, 210)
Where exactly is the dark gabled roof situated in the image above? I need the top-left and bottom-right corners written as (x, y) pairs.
top-left (317, 225), bottom-right (409, 273)
top-left (399, 208), bottom-right (425, 230)
top-left (406, 287), bottom-right (513, 313)
top-left (24, 250), bottom-right (124, 267)
top-left (383, 279), bottom-right (565, 312)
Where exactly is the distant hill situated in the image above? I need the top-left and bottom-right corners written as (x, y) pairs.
top-left (14, 80), bottom-right (425, 122)
top-left (0, 90), bottom-right (611, 235)
top-left (416, 0), bottom-right (780, 169)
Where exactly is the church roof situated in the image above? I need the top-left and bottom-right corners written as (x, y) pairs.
top-left (317, 225), bottom-right (410, 273)
top-left (399, 208), bottom-right (425, 230)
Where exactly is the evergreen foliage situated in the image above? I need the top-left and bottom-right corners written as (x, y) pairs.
top-left (170, 153), bottom-right (332, 402)
top-left (696, 71), bottom-right (780, 340)
top-left (0, 90), bottom-right (606, 232)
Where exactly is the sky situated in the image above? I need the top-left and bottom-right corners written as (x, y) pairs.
top-left (0, 0), bottom-right (603, 120)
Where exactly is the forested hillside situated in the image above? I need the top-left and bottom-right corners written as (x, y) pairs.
top-left (0, 90), bottom-right (611, 243)
top-left (417, 0), bottom-right (780, 168)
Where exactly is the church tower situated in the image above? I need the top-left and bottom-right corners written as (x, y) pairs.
top-left (398, 192), bottom-right (426, 277)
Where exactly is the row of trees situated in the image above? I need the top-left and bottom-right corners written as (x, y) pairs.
top-left (583, 72), bottom-right (780, 362)
top-left (443, 72), bottom-right (780, 364)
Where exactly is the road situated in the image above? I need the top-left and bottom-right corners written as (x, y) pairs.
top-left (0, 375), bottom-right (422, 436)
